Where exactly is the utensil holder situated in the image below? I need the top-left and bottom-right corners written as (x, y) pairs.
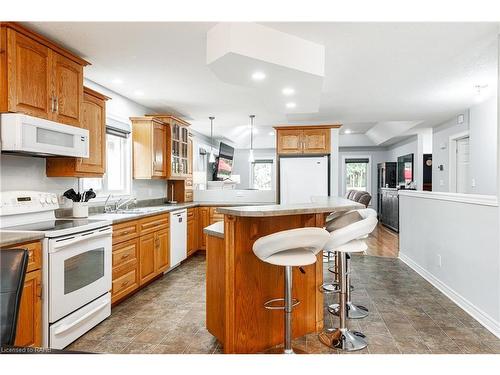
top-left (73, 202), bottom-right (89, 218)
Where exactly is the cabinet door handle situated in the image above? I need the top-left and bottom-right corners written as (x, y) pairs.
top-left (51, 95), bottom-right (55, 112)
top-left (55, 96), bottom-right (59, 113)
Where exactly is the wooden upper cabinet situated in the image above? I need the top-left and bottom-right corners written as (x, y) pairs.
top-left (0, 23), bottom-right (89, 126)
top-left (51, 52), bottom-right (83, 126)
top-left (152, 122), bottom-right (167, 177)
top-left (5, 29), bottom-right (51, 118)
top-left (275, 125), bottom-right (339, 155)
top-left (277, 129), bottom-right (303, 154)
top-left (302, 128), bottom-right (330, 154)
top-left (46, 87), bottom-right (108, 177)
top-left (131, 117), bottom-right (167, 179)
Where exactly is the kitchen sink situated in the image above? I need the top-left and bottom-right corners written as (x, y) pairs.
top-left (113, 207), bottom-right (165, 214)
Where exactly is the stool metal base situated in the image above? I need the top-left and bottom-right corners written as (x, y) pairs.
top-left (319, 328), bottom-right (368, 351)
top-left (328, 302), bottom-right (369, 319)
top-left (265, 347), bottom-right (307, 354)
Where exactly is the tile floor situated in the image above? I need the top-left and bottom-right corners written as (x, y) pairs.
top-left (68, 249), bottom-right (500, 354)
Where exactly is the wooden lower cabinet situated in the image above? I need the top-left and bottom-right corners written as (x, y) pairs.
top-left (139, 233), bottom-right (157, 286)
top-left (111, 238), bottom-right (139, 304)
top-left (14, 269), bottom-right (42, 347)
top-left (198, 207), bottom-right (210, 250)
top-left (155, 228), bottom-right (170, 273)
top-left (3, 240), bottom-right (42, 347)
top-left (187, 208), bottom-right (198, 256)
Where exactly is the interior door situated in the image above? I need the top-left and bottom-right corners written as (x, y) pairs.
top-left (51, 51), bottom-right (83, 126)
top-left (456, 137), bottom-right (470, 194)
top-left (7, 29), bottom-right (51, 118)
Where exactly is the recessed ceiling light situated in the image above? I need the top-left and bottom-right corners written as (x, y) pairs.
top-left (344, 129), bottom-right (352, 134)
top-left (286, 102), bottom-right (296, 109)
top-left (134, 90), bottom-right (144, 96)
top-left (252, 71), bottom-right (266, 81)
top-left (112, 78), bottom-right (123, 84)
top-left (282, 87), bottom-right (295, 96)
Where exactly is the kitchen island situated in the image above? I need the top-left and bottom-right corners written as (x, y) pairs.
top-left (204, 198), bottom-right (363, 354)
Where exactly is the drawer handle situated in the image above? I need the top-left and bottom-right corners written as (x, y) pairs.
top-left (121, 280), bottom-right (130, 287)
top-left (121, 231), bottom-right (130, 235)
top-left (121, 253), bottom-right (130, 260)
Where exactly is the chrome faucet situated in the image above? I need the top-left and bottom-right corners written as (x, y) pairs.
top-left (115, 197), bottom-right (137, 211)
top-left (104, 194), bottom-right (113, 213)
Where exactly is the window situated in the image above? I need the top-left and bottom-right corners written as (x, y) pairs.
top-left (251, 159), bottom-right (273, 190)
top-left (344, 157), bottom-right (370, 194)
top-left (81, 130), bottom-right (131, 198)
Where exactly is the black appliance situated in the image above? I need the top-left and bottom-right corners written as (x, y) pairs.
top-left (377, 162), bottom-right (397, 215)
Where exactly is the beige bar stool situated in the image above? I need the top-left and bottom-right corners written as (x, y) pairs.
top-left (319, 208), bottom-right (377, 351)
top-left (253, 227), bottom-right (330, 354)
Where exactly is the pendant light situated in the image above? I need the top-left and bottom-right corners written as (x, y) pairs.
top-left (248, 115), bottom-right (255, 162)
top-left (208, 116), bottom-right (216, 163)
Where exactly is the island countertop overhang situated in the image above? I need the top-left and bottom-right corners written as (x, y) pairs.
top-left (216, 197), bottom-right (364, 217)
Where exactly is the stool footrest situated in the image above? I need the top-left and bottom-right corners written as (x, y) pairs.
top-left (319, 283), bottom-right (340, 294)
top-left (264, 298), bottom-right (300, 310)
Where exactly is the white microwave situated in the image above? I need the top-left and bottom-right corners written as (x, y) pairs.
top-left (0, 113), bottom-right (89, 157)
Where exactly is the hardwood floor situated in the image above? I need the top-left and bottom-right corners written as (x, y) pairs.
top-left (365, 224), bottom-right (399, 258)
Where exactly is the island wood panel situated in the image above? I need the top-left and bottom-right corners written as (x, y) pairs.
top-left (221, 213), bottom-right (323, 354)
top-left (205, 233), bottom-right (225, 342)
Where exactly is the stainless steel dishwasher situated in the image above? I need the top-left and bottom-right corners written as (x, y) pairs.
top-left (170, 209), bottom-right (187, 267)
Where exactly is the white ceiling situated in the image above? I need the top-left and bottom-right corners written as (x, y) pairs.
top-left (25, 22), bottom-right (499, 148)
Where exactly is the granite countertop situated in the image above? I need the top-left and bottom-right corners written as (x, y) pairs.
top-left (89, 201), bottom-right (273, 224)
top-left (217, 197), bottom-right (364, 217)
top-left (203, 221), bottom-right (224, 239)
top-left (0, 231), bottom-right (45, 248)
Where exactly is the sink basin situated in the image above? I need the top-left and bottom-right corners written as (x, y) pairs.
top-left (112, 207), bottom-right (165, 214)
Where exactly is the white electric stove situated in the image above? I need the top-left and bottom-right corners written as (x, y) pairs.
top-left (0, 191), bottom-right (112, 349)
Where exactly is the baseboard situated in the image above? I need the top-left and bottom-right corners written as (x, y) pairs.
top-left (399, 253), bottom-right (500, 339)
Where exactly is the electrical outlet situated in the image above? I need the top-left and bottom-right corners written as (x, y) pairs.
top-left (437, 254), bottom-right (442, 268)
top-left (439, 179), bottom-right (444, 186)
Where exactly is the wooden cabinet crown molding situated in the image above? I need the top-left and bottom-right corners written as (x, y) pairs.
top-left (0, 22), bottom-right (90, 66)
top-left (144, 113), bottom-right (191, 127)
top-left (273, 124), bottom-right (342, 130)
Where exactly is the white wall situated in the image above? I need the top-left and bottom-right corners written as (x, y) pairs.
top-left (469, 96), bottom-right (498, 195)
top-left (432, 112), bottom-right (470, 192)
top-left (0, 79), bottom-right (167, 202)
top-left (399, 191), bottom-right (500, 337)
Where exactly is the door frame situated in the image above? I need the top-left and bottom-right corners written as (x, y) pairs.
top-left (341, 154), bottom-right (372, 198)
top-left (448, 130), bottom-right (470, 193)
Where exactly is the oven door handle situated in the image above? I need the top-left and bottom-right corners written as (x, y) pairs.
top-left (53, 300), bottom-right (109, 336)
top-left (52, 228), bottom-right (112, 251)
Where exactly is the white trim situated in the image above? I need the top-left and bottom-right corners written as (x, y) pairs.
top-left (341, 154), bottom-right (372, 197)
top-left (399, 253), bottom-right (500, 339)
top-left (398, 189), bottom-right (498, 206)
top-left (448, 130), bottom-right (470, 193)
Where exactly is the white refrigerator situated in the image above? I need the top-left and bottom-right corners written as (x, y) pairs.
top-left (279, 156), bottom-right (329, 204)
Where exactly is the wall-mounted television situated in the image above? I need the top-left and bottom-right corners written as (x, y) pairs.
top-left (213, 142), bottom-right (235, 180)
